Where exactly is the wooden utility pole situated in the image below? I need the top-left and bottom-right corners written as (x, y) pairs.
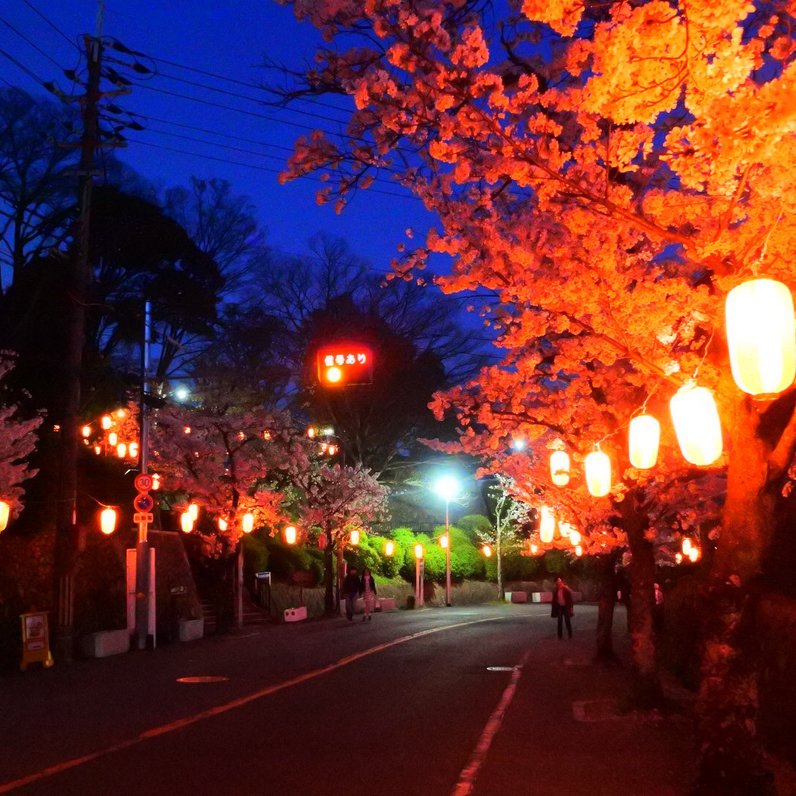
top-left (53, 33), bottom-right (103, 660)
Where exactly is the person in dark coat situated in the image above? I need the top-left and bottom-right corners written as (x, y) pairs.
top-left (551, 576), bottom-right (574, 639)
top-left (342, 566), bottom-right (360, 621)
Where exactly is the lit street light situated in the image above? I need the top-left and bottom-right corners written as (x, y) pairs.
top-left (434, 475), bottom-right (459, 607)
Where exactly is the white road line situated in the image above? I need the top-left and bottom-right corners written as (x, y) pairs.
top-left (452, 648), bottom-right (531, 796)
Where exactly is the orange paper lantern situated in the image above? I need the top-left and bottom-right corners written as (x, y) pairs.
top-left (670, 384), bottom-right (723, 465)
top-left (585, 449), bottom-right (611, 497)
top-left (549, 450), bottom-right (570, 486)
top-left (726, 278), bottom-right (796, 396)
top-left (628, 414), bottom-right (660, 469)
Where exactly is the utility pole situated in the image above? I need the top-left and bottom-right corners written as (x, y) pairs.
top-left (134, 300), bottom-right (153, 650)
top-left (53, 31), bottom-right (103, 661)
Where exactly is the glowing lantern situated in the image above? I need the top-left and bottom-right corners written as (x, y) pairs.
top-left (549, 450), bottom-right (571, 486)
top-left (327, 444), bottom-right (338, 456)
top-left (385, 540), bottom-right (395, 556)
top-left (81, 424), bottom-right (92, 438)
top-left (675, 552), bottom-right (683, 564)
top-left (414, 543), bottom-right (424, 559)
top-left (482, 544), bottom-right (492, 557)
top-left (688, 546), bottom-right (701, 562)
top-left (726, 278), bottom-right (796, 396)
top-left (116, 442), bottom-right (127, 458)
top-left (262, 430), bottom-right (272, 441)
top-left (284, 525), bottom-right (297, 545)
top-left (183, 426), bottom-right (191, 435)
top-left (628, 414), bottom-right (660, 469)
top-left (116, 408), bottom-right (126, 419)
top-left (0, 500), bottom-right (10, 532)
top-left (681, 537), bottom-right (692, 555)
top-left (670, 384), bottom-right (723, 465)
top-left (569, 529), bottom-right (582, 546)
top-left (100, 507), bottom-right (117, 535)
top-left (530, 543), bottom-right (538, 554)
top-left (439, 533), bottom-right (449, 549)
top-left (539, 506), bottom-right (555, 544)
top-left (151, 473), bottom-right (161, 490)
top-left (94, 445), bottom-right (102, 455)
top-left (217, 517), bottom-right (228, 532)
top-left (307, 426), bottom-right (316, 439)
top-left (575, 544), bottom-right (583, 557)
top-left (188, 502), bottom-right (199, 521)
top-left (128, 441), bottom-right (139, 459)
top-left (585, 448), bottom-right (611, 497)
top-left (108, 432), bottom-right (118, 446)
top-left (559, 522), bottom-right (571, 538)
top-left (101, 415), bottom-right (112, 430)
top-left (242, 513), bottom-right (254, 534)
top-left (349, 529), bottom-right (360, 546)
top-left (180, 512), bottom-right (194, 534)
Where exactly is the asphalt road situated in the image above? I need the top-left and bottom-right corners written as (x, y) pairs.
top-left (0, 604), bottom-right (693, 795)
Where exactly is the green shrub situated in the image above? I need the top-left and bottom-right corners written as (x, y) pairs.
top-left (456, 514), bottom-right (492, 538)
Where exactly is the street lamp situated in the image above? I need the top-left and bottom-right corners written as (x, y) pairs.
top-left (434, 475), bottom-right (459, 607)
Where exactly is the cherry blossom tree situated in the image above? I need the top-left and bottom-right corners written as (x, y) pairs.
top-left (291, 461), bottom-right (389, 614)
top-left (278, 1), bottom-right (795, 788)
top-left (150, 406), bottom-right (309, 554)
top-left (0, 353), bottom-right (42, 519)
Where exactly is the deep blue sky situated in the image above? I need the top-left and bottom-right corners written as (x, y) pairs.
top-left (0, 0), bottom-right (433, 271)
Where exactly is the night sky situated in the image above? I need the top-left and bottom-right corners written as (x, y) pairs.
top-left (0, 0), bottom-right (434, 273)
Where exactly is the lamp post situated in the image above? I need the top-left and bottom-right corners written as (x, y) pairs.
top-left (414, 543), bottom-right (424, 607)
top-left (435, 475), bottom-right (459, 607)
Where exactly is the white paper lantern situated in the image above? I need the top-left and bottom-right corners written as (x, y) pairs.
top-left (0, 500), bottom-right (9, 532)
top-left (628, 414), bottom-right (660, 469)
top-left (242, 513), bottom-right (254, 534)
top-left (100, 507), bottom-right (117, 535)
top-left (726, 278), bottom-right (796, 395)
top-left (585, 449), bottom-right (611, 497)
top-left (549, 450), bottom-right (571, 486)
top-left (670, 384), bottom-right (723, 465)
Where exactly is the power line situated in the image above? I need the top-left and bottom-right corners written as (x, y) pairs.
top-left (150, 68), bottom-right (353, 127)
top-left (127, 138), bottom-right (418, 201)
top-left (138, 115), bottom-right (406, 182)
top-left (20, 0), bottom-right (78, 51)
top-left (145, 51), bottom-right (353, 115)
top-left (0, 15), bottom-right (65, 69)
top-left (0, 46), bottom-right (49, 86)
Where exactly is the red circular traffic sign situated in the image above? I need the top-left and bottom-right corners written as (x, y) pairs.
top-left (134, 473), bottom-right (153, 492)
top-left (133, 492), bottom-right (155, 512)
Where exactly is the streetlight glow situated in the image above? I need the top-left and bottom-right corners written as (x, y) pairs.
top-left (434, 475), bottom-right (459, 501)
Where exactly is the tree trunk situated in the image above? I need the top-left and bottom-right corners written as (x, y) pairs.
top-left (323, 526), bottom-right (335, 615)
top-left (594, 550), bottom-right (620, 664)
top-left (695, 393), bottom-right (777, 794)
top-left (621, 496), bottom-right (663, 708)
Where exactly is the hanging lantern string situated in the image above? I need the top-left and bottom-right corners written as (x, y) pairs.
top-left (691, 326), bottom-right (716, 381)
top-left (591, 380), bottom-right (664, 450)
top-left (85, 492), bottom-right (117, 510)
top-left (750, 208), bottom-right (784, 277)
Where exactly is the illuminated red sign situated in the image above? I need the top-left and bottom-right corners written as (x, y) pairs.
top-left (316, 344), bottom-right (374, 386)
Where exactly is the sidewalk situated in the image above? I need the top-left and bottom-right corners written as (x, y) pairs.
top-left (475, 607), bottom-right (695, 795)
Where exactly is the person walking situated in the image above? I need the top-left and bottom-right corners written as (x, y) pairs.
top-left (342, 565), bottom-right (360, 621)
top-left (360, 567), bottom-right (377, 621)
top-left (551, 576), bottom-right (574, 639)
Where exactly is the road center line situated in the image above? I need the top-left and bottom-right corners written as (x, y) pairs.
top-left (0, 616), bottom-right (504, 794)
top-left (451, 648), bottom-right (531, 796)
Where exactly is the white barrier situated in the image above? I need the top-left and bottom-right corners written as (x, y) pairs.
top-left (284, 606), bottom-right (308, 622)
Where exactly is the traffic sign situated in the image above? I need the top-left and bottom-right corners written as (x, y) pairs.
top-left (133, 492), bottom-right (155, 512)
top-left (134, 473), bottom-right (153, 492)
top-left (133, 512), bottom-right (154, 524)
